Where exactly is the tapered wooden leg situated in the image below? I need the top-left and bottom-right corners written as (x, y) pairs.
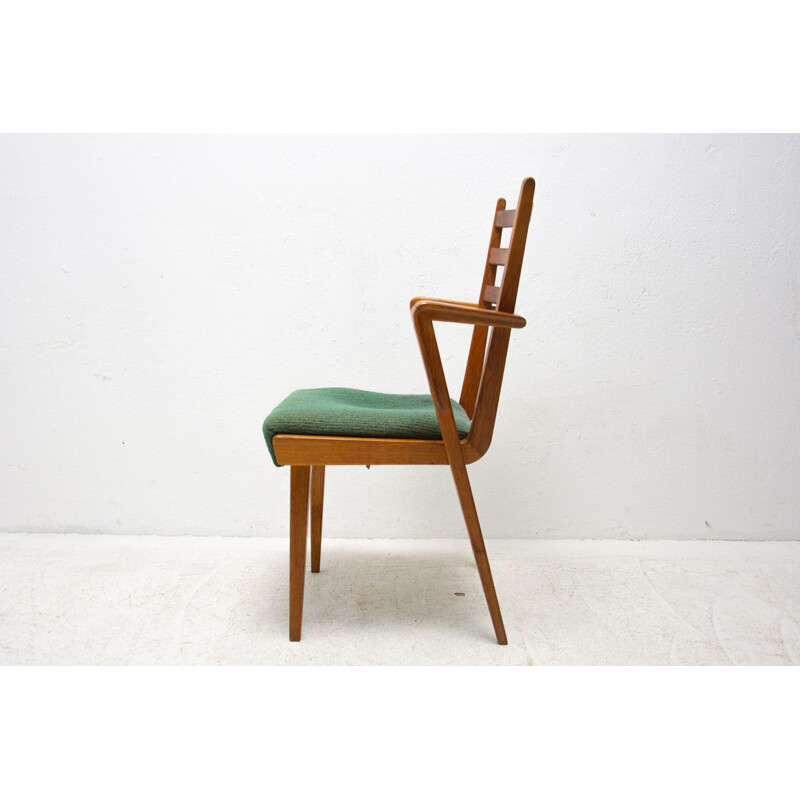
top-left (289, 465), bottom-right (311, 642)
top-left (412, 312), bottom-right (508, 644)
top-left (309, 465), bottom-right (325, 573)
top-left (448, 459), bottom-right (508, 645)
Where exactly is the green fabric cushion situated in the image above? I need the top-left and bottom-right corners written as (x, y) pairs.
top-left (262, 387), bottom-right (471, 466)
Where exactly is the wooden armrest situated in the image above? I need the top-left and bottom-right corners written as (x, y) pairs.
top-left (410, 298), bottom-right (526, 329)
top-left (409, 296), bottom-right (482, 310)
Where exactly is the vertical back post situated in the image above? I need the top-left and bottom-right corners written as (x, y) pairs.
top-left (465, 178), bottom-right (535, 454)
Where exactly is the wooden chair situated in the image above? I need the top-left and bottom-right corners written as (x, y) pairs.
top-left (262, 177), bottom-right (535, 643)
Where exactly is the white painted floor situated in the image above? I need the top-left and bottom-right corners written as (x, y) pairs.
top-left (1, 533), bottom-right (798, 665)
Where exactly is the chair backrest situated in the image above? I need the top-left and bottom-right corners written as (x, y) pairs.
top-left (459, 177), bottom-right (535, 455)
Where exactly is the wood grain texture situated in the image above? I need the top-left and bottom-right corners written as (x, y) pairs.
top-left (497, 177), bottom-right (535, 315)
top-left (482, 285), bottom-right (501, 306)
top-left (459, 197), bottom-right (505, 416)
top-left (409, 296), bottom-right (482, 309)
top-left (488, 247), bottom-right (509, 266)
top-left (274, 433), bottom-right (481, 466)
top-left (410, 299), bottom-right (525, 329)
top-left (494, 209), bottom-right (516, 228)
top-left (412, 310), bottom-right (508, 644)
top-left (469, 177), bottom-right (535, 454)
top-left (289, 465), bottom-right (310, 641)
top-left (309, 465), bottom-right (325, 573)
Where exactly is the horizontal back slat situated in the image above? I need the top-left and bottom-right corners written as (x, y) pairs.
top-left (488, 247), bottom-right (508, 266)
top-left (494, 209), bottom-right (516, 228)
top-left (483, 285), bottom-right (501, 305)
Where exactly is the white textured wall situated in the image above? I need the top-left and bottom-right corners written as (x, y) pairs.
top-left (1, 134), bottom-right (798, 539)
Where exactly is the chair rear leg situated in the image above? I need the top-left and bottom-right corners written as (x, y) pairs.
top-left (309, 465), bottom-right (325, 573)
top-left (289, 465), bottom-right (311, 641)
top-left (449, 459), bottom-right (508, 645)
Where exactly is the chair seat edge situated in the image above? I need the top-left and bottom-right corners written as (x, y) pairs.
top-left (272, 434), bottom-right (482, 466)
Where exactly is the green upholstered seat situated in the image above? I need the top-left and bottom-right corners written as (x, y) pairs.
top-left (262, 387), bottom-right (472, 466)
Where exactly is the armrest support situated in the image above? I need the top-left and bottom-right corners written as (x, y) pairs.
top-left (409, 294), bottom-right (521, 451)
top-left (411, 298), bottom-right (526, 329)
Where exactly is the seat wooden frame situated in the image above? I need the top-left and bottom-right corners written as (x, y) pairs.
top-left (274, 178), bottom-right (535, 644)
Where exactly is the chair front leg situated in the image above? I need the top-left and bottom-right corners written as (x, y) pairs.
top-left (289, 465), bottom-right (311, 641)
top-left (413, 311), bottom-right (508, 645)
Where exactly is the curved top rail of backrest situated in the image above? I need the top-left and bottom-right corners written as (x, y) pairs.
top-left (461, 177), bottom-right (535, 456)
